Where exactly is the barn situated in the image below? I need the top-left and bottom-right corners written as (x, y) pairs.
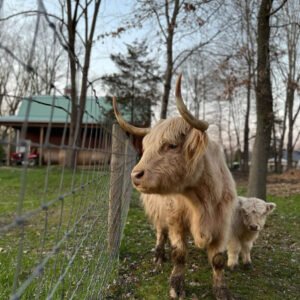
top-left (0, 94), bottom-right (146, 165)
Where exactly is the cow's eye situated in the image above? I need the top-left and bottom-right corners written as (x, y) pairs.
top-left (168, 144), bottom-right (178, 150)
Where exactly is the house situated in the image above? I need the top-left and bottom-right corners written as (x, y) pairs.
top-left (0, 94), bottom-right (148, 165)
top-left (267, 157), bottom-right (287, 172)
top-left (282, 149), bottom-right (300, 169)
top-left (268, 150), bottom-right (300, 172)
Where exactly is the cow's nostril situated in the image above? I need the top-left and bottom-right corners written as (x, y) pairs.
top-left (249, 225), bottom-right (258, 231)
top-left (135, 170), bottom-right (144, 179)
top-left (131, 170), bottom-right (145, 181)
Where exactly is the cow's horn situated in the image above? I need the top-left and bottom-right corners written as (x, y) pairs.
top-left (112, 97), bottom-right (151, 136)
top-left (175, 74), bottom-right (209, 132)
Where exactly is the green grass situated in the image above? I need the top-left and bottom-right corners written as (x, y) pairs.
top-left (1, 167), bottom-right (299, 299)
top-left (107, 192), bottom-right (300, 299)
top-left (0, 166), bottom-right (117, 299)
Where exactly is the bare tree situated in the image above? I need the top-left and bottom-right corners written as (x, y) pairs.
top-left (283, 2), bottom-right (300, 169)
top-left (182, 51), bottom-right (216, 120)
top-left (268, 0), bottom-right (300, 172)
top-left (31, 23), bottom-right (66, 95)
top-left (134, 0), bottom-right (227, 119)
top-left (247, 0), bottom-right (287, 199)
top-left (24, 0), bottom-right (104, 167)
top-left (233, 0), bottom-right (258, 172)
top-left (0, 17), bottom-right (66, 116)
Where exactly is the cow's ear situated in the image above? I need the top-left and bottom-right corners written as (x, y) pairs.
top-left (266, 202), bottom-right (276, 214)
top-left (184, 129), bottom-right (207, 162)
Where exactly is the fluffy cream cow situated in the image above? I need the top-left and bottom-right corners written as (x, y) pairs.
top-left (227, 196), bottom-right (276, 269)
top-left (113, 74), bottom-right (237, 300)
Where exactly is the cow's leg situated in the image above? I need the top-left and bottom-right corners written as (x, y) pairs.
top-left (191, 224), bottom-right (212, 249)
top-left (241, 241), bottom-right (253, 269)
top-left (154, 227), bottom-right (168, 266)
top-left (168, 226), bottom-right (186, 299)
top-left (227, 239), bottom-right (241, 270)
top-left (208, 245), bottom-right (232, 300)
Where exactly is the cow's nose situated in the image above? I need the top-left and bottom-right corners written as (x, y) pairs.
top-left (249, 224), bottom-right (258, 231)
top-left (131, 170), bottom-right (145, 185)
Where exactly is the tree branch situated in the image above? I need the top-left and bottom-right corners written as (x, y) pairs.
top-left (151, 5), bottom-right (167, 40)
top-left (271, 22), bottom-right (300, 28)
top-left (0, 9), bottom-right (65, 25)
top-left (268, 0), bottom-right (288, 17)
top-left (173, 28), bottom-right (223, 72)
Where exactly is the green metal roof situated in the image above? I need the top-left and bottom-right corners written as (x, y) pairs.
top-left (0, 95), bottom-right (119, 124)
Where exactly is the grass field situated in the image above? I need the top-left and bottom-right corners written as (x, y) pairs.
top-left (1, 167), bottom-right (299, 299)
top-left (0, 166), bottom-right (115, 299)
top-left (107, 190), bottom-right (300, 300)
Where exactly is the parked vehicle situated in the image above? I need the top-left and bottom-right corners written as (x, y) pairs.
top-left (10, 148), bottom-right (39, 166)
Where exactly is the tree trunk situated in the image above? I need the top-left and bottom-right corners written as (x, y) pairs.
top-left (65, 0), bottom-right (101, 168)
top-left (242, 0), bottom-right (254, 173)
top-left (286, 77), bottom-right (295, 170)
top-left (160, 0), bottom-right (180, 119)
top-left (160, 29), bottom-right (174, 119)
top-left (67, 23), bottom-right (79, 168)
top-left (247, 0), bottom-right (274, 199)
top-left (242, 76), bottom-right (251, 173)
top-left (272, 122), bottom-right (278, 172)
top-left (277, 98), bottom-right (288, 173)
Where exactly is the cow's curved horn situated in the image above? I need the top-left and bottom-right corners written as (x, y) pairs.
top-left (112, 97), bottom-right (151, 136)
top-left (175, 74), bottom-right (209, 132)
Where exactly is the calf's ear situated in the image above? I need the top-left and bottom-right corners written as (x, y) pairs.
top-left (266, 202), bottom-right (276, 214)
top-left (241, 207), bottom-right (247, 215)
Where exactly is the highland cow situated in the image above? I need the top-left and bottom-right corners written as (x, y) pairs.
top-left (113, 74), bottom-right (237, 300)
top-left (227, 196), bottom-right (276, 270)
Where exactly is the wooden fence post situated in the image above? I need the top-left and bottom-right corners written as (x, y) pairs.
top-left (120, 140), bottom-right (133, 227)
top-left (108, 124), bottom-right (126, 256)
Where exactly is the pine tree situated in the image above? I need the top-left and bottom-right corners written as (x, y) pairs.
top-left (101, 40), bottom-right (161, 126)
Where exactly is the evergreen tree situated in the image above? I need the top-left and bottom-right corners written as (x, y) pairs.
top-left (101, 40), bottom-right (161, 126)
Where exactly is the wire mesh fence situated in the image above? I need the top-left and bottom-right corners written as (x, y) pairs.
top-left (0, 1), bottom-right (139, 298)
top-left (0, 102), bottom-right (136, 299)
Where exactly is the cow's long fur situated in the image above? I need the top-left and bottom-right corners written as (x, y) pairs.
top-left (131, 117), bottom-right (237, 299)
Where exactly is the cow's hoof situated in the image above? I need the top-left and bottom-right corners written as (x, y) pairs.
top-left (243, 262), bottom-right (252, 270)
top-left (170, 287), bottom-right (185, 299)
top-left (154, 255), bottom-right (166, 264)
top-left (227, 264), bottom-right (238, 271)
top-left (213, 286), bottom-right (234, 300)
top-left (191, 294), bottom-right (199, 300)
top-left (170, 275), bottom-right (185, 299)
top-left (154, 249), bottom-right (167, 264)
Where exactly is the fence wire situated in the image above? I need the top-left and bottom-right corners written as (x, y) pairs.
top-left (0, 3), bottom-right (137, 298)
top-left (0, 96), bottom-right (136, 300)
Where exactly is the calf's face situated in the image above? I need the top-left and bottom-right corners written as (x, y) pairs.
top-left (240, 198), bottom-right (276, 232)
top-left (131, 117), bottom-right (207, 194)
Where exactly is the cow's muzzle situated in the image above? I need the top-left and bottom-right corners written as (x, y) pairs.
top-left (249, 224), bottom-right (259, 231)
top-left (131, 169), bottom-right (145, 187)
